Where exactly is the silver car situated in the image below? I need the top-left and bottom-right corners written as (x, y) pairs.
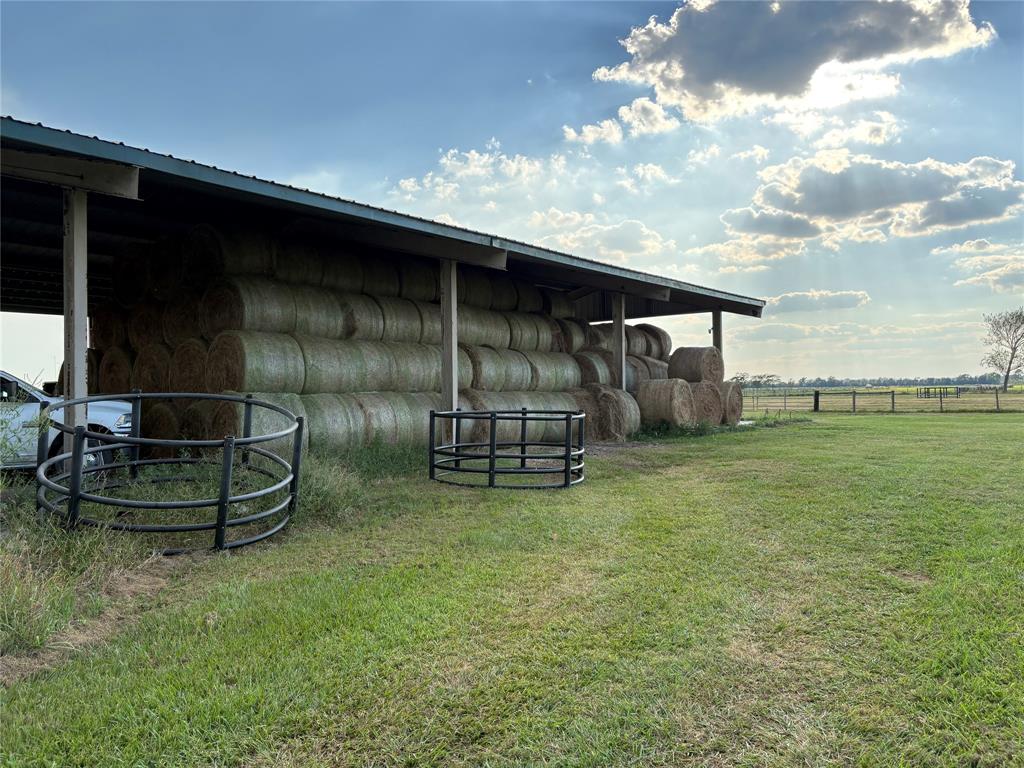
top-left (0, 370), bottom-right (132, 470)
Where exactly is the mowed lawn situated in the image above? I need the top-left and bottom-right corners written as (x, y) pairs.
top-left (2, 415), bottom-right (1023, 766)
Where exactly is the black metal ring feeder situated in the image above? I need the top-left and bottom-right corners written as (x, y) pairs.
top-left (35, 391), bottom-right (303, 554)
top-left (428, 409), bottom-right (585, 489)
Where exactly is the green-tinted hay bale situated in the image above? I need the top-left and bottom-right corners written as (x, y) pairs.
top-left (554, 319), bottom-right (587, 354)
top-left (168, 339), bottom-right (207, 395)
top-left (531, 392), bottom-right (581, 443)
top-left (414, 302), bottom-right (442, 344)
top-left (375, 297), bottom-right (424, 342)
top-left (140, 401), bottom-right (180, 459)
top-left (668, 346), bottom-right (724, 384)
top-left (292, 286), bottom-right (344, 338)
top-left (574, 349), bottom-right (613, 386)
top-left (301, 393), bottom-right (367, 452)
top-left (463, 345), bottom-right (506, 391)
top-left (294, 337), bottom-right (396, 393)
top-left (513, 281), bottom-right (543, 313)
top-left (586, 384), bottom-right (640, 441)
top-left (180, 400), bottom-right (217, 442)
top-left (211, 392), bottom-right (308, 457)
top-left (112, 253), bottom-right (152, 308)
top-left (691, 380), bottom-right (724, 425)
top-left (90, 307), bottom-right (126, 351)
top-left (131, 343), bottom-right (172, 393)
top-left (396, 392), bottom-right (443, 444)
top-left (534, 315), bottom-right (555, 352)
top-left (541, 288), bottom-right (574, 319)
top-left (336, 293), bottom-right (386, 340)
top-left (182, 223), bottom-right (274, 285)
top-left (626, 355), bottom-right (650, 394)
top-left (462, 390), bottom-right (540, 444)
top-left (390, 343), bottom-right (442, 392)
top-left (352, 393), bottom-right (402, 445)
top-left (457, 347), bottom-right (473, 390)
top-left (504, 312), bottom-right (539, 351)
top-left (636, 323), bottom-right (672, 362)
top-left (200, 277), bottom-right (296, 339)
top-left (459, 306), bottom-right (511, 349)
top-left (636, 379), bottom-right (695, 428)
top-left (206, 331), bottom-right (305, 393)
top-left (360, 256), bottom-right (401, 297)
top-left (719, 381), bottom-right (743, 426)
top-left (398, 258), bottom-right (439, 302)
top-left (458, 267), bottom-right (493, 309)
top-left (586, 323), bottom-right (613, 351)
top-left (495, 348), bottom-right (533, 390)
top-left (320, 251), bottom-right (364, 293)
top-left (489, 274), bottom-right (518, 311)
top-left (273, 239), bottom-right (323, 285)
top-left (625, 326), bottom-right (648, 357)
top-left (358, 342), bottom-right (398, 391)
top-left (127, 302), bottom-right (164, 352)
top-left (522, 352), bottom-right (582, 392)
top-left (639, 355), bottom-right (669, 380)
top-left (98, 347), bottom-right (132, 394)
top-left (161, 289), bottom-right (203, 349)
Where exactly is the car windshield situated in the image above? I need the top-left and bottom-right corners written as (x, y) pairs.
top-left (1, 372), bottom-right (47, 403)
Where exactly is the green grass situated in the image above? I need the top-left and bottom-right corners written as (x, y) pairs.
top-left (2, 414), bottom-right (1023, 766)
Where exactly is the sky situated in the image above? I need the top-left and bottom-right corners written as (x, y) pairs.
top-left (1, 0), bottom-right (1022, 382)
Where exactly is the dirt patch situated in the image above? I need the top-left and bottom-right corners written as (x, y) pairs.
top-left (0, 554), bottom-right (195, 687)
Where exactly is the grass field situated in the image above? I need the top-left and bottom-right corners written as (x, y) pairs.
top-left (2, 414), bottom-right (1023, 766)
top-left (746, 387), bottom-right (1024, 414)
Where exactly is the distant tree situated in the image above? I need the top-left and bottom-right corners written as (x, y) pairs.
top-left (730, 372), bottom-right (750, 385)
top-left (981, 307), bottom-right (1024, 392)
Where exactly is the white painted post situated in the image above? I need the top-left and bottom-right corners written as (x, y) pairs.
top-left (612, 293), bottom-right (626, 391)
top-left (440, 260), bottom-right (459, 414)
top-left (63, 188), bottom-right (88, 449)
top-left (712, 309), bottom-right (723, 354)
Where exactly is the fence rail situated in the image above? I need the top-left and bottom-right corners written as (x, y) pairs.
top-left (744, 388), bottom-right (1024, 414)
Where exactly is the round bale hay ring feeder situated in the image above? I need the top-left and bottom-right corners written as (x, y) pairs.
top-left (429, 408), bottom-right (585, 489)
top-left (35, 391), bottom-right (304, 554)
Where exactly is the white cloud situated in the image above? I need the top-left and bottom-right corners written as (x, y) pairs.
top-left (767, 289), bottom-right (872, 313)
top-left (687, 143), bottom-right (721, 166)
top-left (528, 207), bottom-right (595, 230)
top-left (721, 206), bottom-right (823, 238)
top-left (540, 219), bottom-right (677, 264)
top-left (813, 111), bottom-right (902, 148)
top-left (616, 97), bottom-right (680, 137)
top-left (562, 118), bottom-right (623, 145)
top-left (632, 163), bottom-right (673, 184)
top-left (687, 235), bottom-right (806, 265)
top-left (938, 240), bottom-right (1024, 294)
top-left (592, 0), bottom-right (993, 124)
top-left (730, 145), bottom-right (770, 164)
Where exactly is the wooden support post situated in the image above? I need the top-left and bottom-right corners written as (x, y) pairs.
top-left (611, 293), bottom-right (626, 391)
top-left (440, 260), bottom-right (459, 414)
top-left (62, 188), bottom-right (88, 448)
top-left (712, 309), bottom-right (723, 354)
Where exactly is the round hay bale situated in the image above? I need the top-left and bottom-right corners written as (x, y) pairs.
top-left (636, 379), bottom-right (695, 428)
top-left (320, 252), bottom-right (364, 293)
top-left (112, 253), bottom-right (152, 307)
top-left (585, 384), bottom-right (641, 442)
top-left (396, 392), bottom-right (443, 445)
top-left (531, 392), bottom-right (582, 443)
top-left (127, 302), bottom-right (164, 352)
top-left (170, 339), bottom-right (208, 393)
top-left (626, 356), bottom-right (650, 394)
top-left (458, 267), bottom-right (493, 309)
top-left (457, 347), bottom-right (473, 390)
top-left (636, 323), bottom-right (672, 362)
top-left (574, 349), bottom-right (613, 386)
top-left (336, 293), bottom-right (386, 341)
top-left (638, 355), bottom-right (669, 380)
top-left (150, 236), bottom-right (186, 302)
top-left (211, 392), bottom-right (308, 457)
top-left (351, 392), bottom-right (402, 444)
top-left (200, 277), bottom-right (296, 339)
top-left (140, 401), bottom-right (180, 459)
top-left (360, 256), bottom-right (401, 297)
top-left (90, 307), bottom-right (126, 351)
top-left (691, 381), bottom-right (724, 425)
top-left (513, 281), bottom-right (543, 313)
top-left (668, 346), bottom-right (724, 384)
top-left (132, 343), bottom-right (173, 393)
top-left (182, 224), bottom-right (274, 285)
top-left (292, 287), bottom-right (344, 338)
top-left (375, 297), bottom-right (424, 342)
top-left (504, 312), bottom-right (539, 351)
top-left (398, 258), bottom-right (439, 302)
top-left (534, 315), bottom-right (555, 352)
top-left (522, 352), bottom-right (582, 392)
top-left (463, 345), bottom-right (506, 391)
top-left (98, 347), bottom-right (133, 394)
top-left (390, 343), bottom-right (441, 392)
top-left (586, 323), bottom-right (613, 351)
top-left (414, 301), bottom-right (442, 345)
top-left (566, 387), bottom-right (601, 440)
top-left (462, 390), bottom-right (544, 445)
top-left (180, 400), bottom-right (217, 442)
top-left (161, 288), bottom-right (203, 349)
top-left (489, 275), bottom-right (518, 311)
top-left (294, 337), bottom-right (394, 393)
top-left (301, 393), bottom-right (367, 452)
top-left (554, 319), bottom-right (587, 354)
top-left (459, 306), bottom-right (511, 349)
top-left (541, 288), bottom-right (574, 319)
top-left (274, 239), bottom-right (323, 285)
top-left (495, 348), bottom-right (533, 390)
top-left (625, 326), bottom-right (648, 357)
top-left (206, 331), bottom-right (305, 394)
top-left (719, 381), bottom-right (743, 426)
top-left (56, 349), bottom-right (101, 396)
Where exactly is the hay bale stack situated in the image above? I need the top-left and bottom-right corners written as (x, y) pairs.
top-left (179, 400), bottom-right (217, 442)
top-left (127, 303), bottom-right (164, 351)
top-left (585, 384), bottom-right (641, 442)
top-left (553, 319), bottom-right (587, 354)
top-left (98, 347), bottom-right (133, 394)
top-left (636, 324), bottom-right (672, 362)
top-left (274, 240), bottom-right (323, 285)
top-left (295, 337), bottom-right (393, 394)
top-left (140, 401), bottom-right (180, 459)
top-left (132, 343), bottom-right (173, 393)
top-left (390, 343), bottom-right (442, 392)
top-left (200, 277), bottom-right (296, 339)
top-left (668, 346), bottom-right (724, 384)
top-left (459, 306), bottom-right (511, 349)
top-left (90, 307), bottom-right (126, 351)
top-left (414, 301), bottom-right (443, 345)
top-left (625, 326), bottom-right (648, 357)
top-left (375, 297), bottom-right (424, 342)
top-left (206, 331), bottom-right (306, 394)
top-left (719, 382), bottom-right (743, 426)
top-left (463, 345), bottom-right (506, 391)
top-left (489, 275), bottom-right (518, 311)
top-left (396, 392), bottom-right (443, 445)
top-left (566, 387), bottom-right (600, 440)
top-left (574, 349), bottom-right (613, 386)
top-left (626, 355), bottom-right (650, 394)
top-left (691, 381), bottom-right (724, 425)
top-left (522, 352), bottom-right (582, 392)
top-left (462, 390), bottom-right (544, 445)
top-left (302, 393), bottom-right (367, 452)
top-left (504, 312), bottom-right (540, 351)
top-left (495, 348), bottom-right (534, 390)
top-left (182, 224), bottom-right (274, 284)
top-left (636, 379), bottom-right (695, 428)
top-left (351, 393), bottom-right (403, 445)
top-left (639, 355), bottom-right (669, 380)
top-left (398, 258), bottom-right (439, 302)
top-left (586, 324), bottom-right (613, 351)
top-left (170, 339), bottom-right (208, 394)
top-left (337, 293), bottom-right (386, 341)
top-left (513, 281), bottom-right (543, 312)
top-left (531, 392), bottom-right (582, 443)
top-left (150, 236), bottom-right (186, 302)
top-left (292, 287), bottom-right (344, 338)
top-left (320, 252), bottom-right (364, 293)
top-left (211, 392), bottom-right (308, 457)
top-left (161, 289), bottom-right (203, 348)
top-left (112, 253), bottom-right (152, 308)
top-left (360, 257), bottom-right (401, 297)
top-left (458, 267), bottom-right (493, 309)
top-left (541, 288), bottom-right (574, 319)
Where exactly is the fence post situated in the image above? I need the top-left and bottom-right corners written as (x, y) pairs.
top-left (288, 417), bottom-right (304, 516)
top-left (995, 388), bottom-right (1000, 412)
top-left (939, 390), bottom-right (944, 413)
top-left (214, 435), bottom-right (236, 550)
top-left (563, 413), bottom-right (573, 488)
top-left (852, 391), bottom-right (857, 414)
top-left (428, 410), bottom-right (436, 480)
top-left (453, 407), bottom-right (463, 469)
top-left (129, 389), bottom-right (142, 479)
top-left (891, 391), bottom-right (896, 413)
top-left (241, 394), bottom-right (254, 466)
top-left (783, 391), bottom-right (788, 411)
top-left (66, 425), bottom-right (87, 528)
top-left (813, 390), bottom-right (820, 412)
top-left (520, 407), bottom-right (528, 469)
top-left (487, 413), bottom-right (497, 488)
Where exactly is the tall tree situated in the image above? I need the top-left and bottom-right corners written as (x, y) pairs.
top-left (981, 307), bottom-right (1024, 391)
